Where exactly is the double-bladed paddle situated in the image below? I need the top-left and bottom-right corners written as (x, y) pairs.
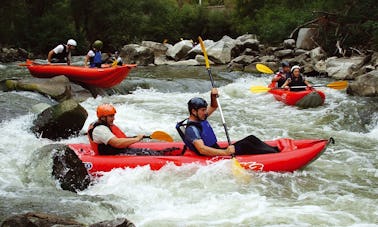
top-left (141, 131), bottom-right (173, 142)
top-left (198, 36), bottom-right (249, 179)
top-left (251, 63), bottom-right (348, 93)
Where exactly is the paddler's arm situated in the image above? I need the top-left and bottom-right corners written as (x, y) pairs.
top-left (107, 134), bottom-right (144, 148)
top-left (47, 50), bottom-right (54, 64)
top-left (304, 79), bottom-right (312, 88)
top-left (193, 139), bottom-right (235, 156)
top-left (206, 88), bottom-right (219, 116)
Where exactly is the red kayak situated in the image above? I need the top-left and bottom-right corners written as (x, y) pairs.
top-left (68, 138), bottom-right (333, 174)
top-left (268, 83), bottom-right (325, 108)
top-left (23, 60), bottom-right (136, 88)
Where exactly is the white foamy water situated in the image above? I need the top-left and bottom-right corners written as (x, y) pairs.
top-left (0, 70), bottom-right (377, 226)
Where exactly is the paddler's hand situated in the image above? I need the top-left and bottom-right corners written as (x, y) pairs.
top-left (225, 145), bottom-right (235, 155)
top-left (211, 88), bottom-right (218, 96)
top-left (135, 134), bottom-right (144, 142)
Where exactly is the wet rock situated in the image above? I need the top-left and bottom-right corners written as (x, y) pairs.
top-left (166, 59), bottom-right (199, 66)
top-left (296, 28), bottom-right (318, 50)
top-left (293, 49), bottom-right (307, 56)
top-left (227, 62), bottom-right (244, 71)
top-left (0, 212), bottom-right (84, 227)
top-left (31, 99), bottom-right (88, 140)
top-left (195, 54), bottom-right (214, 66)
top-left (347, 70), bottom-right (378, 97)
top-left (325, 56), bottom-right (366, 79)
top-left (166, 40), bottom-right (193, 61)
top-left (121, 44), bottom-right (154, 66)
top-left (5, 75), bottom-right (72, 102)
top-left (47, 144), bottom-right (91, 192)
top-left (229, 55), bottom-right (257, 66)
top-left (90, 218), bottom-right (136, 227)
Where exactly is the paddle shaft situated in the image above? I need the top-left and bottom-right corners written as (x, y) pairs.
top-left (206, 68), bottom-right (231, 145)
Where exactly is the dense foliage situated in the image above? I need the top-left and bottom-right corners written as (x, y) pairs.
top-left (0, 0), bottom-right (376, 55)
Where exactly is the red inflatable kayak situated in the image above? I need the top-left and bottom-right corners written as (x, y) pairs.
top-left (23, 60), bottom-right (136, 88)
top-left (268, 83), bottom-right (325, 108)
top-left (68, 138), bottom-right (333, 174)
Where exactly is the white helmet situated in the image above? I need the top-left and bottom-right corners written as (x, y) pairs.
top-left (291, 65), bottom-right (300, 72)
top-left (67, 39), bottom-right (77, 46)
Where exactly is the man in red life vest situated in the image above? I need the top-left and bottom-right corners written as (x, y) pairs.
top-left (87, 104), bottom-right (146, 155)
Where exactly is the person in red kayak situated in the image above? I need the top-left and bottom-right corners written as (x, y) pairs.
top-left (47, 39), bottom-right (77, 65)
top-left (88, 104), bottom-right (169, 155)
top-left (281, 65), bottom-right (313, 91)
top-left (84, 40), bottom-right (103, 68)
top-left (176, 88), bottom-right (279, 156)
top-left (271, 61), bottom-right (291, 88)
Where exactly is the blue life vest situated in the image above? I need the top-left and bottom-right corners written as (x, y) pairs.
top-left (90, 51), bottom-right (102, 68)
top-left (176, 119), bottom-right (218, 155)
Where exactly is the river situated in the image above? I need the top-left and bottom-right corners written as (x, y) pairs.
top-left (0, 59), bottom-right (377, 226)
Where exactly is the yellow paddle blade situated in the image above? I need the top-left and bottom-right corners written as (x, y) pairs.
top-left (256, 63), bottom-right (274, 74)
top-left (149, 131), bottom-right (174, 142)
top-left (326, 80), bottom-right (348, 90)
top-left (198, 36), bottom-right (210, 69)
top-left (250, 85), bottom-right (271, 93)
top-left (231, 157), bottom-right (250, 183)
top-left (111, 60), bottom-right (118, 67)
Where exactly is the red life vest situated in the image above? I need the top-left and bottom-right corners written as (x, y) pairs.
top-left (87, 122), bottom-right (127, 155)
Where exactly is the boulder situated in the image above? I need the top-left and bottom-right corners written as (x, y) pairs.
top-left (235, 34), bottom-right (260, 51)
top-left (0, 212), bottom-right (84, 227)
top-left (47, 144), bottom-right (91, 192)
top-left (227, 62), bottom-right (244, 71)
top-left (195, 54), bottom-right (214, 66)
top-left (283, 39), bottom-right (296, 49)
top-left (121, 44), bottom-right (154, 66)
top-left (31, 99), bottom-right (88, 140)
top-left (167, 59), bottom-right (199, 66)
top-left (207, 36), bottom-right (236, 64)
top-left (187, 39), bottom-right (215, 58)
top-left (0, 47), bottom-right (31, 62)
top-left (166, 40), bottom-right (193, 61)
top-left (141, 41), bottom-right (169, 57)
top-left (309, 47), bottom-right (326, 62)
top-left (296, 28), bottom-right (318, 50)
top-left (90, 218), bottom-right (136, 227)
top-left (325, 56), bottom-right (366, 79)
top-left (5, 76), bottom-right (72, 102)
top-left (293, 49), bottom-right (307, 56)
top-left (274, 49), bottom-right (293, 58)
top-left (347, 70), bottom-right (378, 97)
top-left (229, 55), bottom-right (257, 66)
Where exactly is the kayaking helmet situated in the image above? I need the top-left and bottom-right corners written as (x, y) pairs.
top-left (97, 104), bottom-right (116, 118)
top-left (93, 40), bottom-right (103, 49)
top-left (281, 61), bottom-right (290, 68)
top-left (188, 97), bottom-right (208, 113)
top-left (291, 65), bottom-right (301, 72)
top-left (67, 39), bottom-right (77, 46)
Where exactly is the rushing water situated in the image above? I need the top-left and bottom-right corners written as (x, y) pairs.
top-left (0, 59), bottom-right (377, 226)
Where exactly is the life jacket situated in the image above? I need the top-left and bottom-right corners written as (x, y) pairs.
top-left (53, 44), bottom-right (68, 62)
top-left (89, 50), bottom-right (102, 68)
top-left (87, 121), bottom-right (127, 155)
top-left (275, 71), bottom-right (291, 87)
top-left (288, 75), bottom-right (306, 91)
top-left (176, 119), bottom-right (218, 155)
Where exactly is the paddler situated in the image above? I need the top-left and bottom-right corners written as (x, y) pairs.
top-left (88, 104), bottom-right (168, 155)
top-left (84, 40), bottom-right (103, 68)
top-left (176, 88), bottom-right (279, 156)
top-left (281, 65), bottom-right (313, 91)
top-left (271, 61), bottom-right (291, 88)
top-left (47, 39), bottom-right (77, 65)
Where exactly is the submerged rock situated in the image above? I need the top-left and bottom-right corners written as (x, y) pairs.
top-left (31, 99), bottom-right (88, 140)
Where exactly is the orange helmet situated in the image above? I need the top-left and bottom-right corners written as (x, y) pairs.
top-left (97, 104), bottom-right (116, 118)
